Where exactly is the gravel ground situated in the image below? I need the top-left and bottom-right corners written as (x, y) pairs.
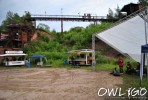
top-left (0, 68), bottom-right (123, 100)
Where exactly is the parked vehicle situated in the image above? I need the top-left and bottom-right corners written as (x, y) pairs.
top-left (68, 49), bottom-right (94, 66)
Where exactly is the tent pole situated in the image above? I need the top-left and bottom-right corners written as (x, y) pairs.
top-left (92, 34), bottom-right (96, 71)
top-left (146, 7), bottom-right (148, 83)
top-left (144, 19), bottom-right (147, 44)
top-left (145, 7), bottom-right (148, 82)
top-left (140, 53), bottom-right (144, 86)
top-left (40, 58), bottom-right (42, 67)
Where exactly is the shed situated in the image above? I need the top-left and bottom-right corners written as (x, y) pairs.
top-left (29, 54), bottom-right (47, 66)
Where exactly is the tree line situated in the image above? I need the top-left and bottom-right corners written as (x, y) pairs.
top-left (0, 11), bottom-right (32, 32)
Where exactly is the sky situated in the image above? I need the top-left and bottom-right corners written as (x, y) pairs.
top-left (0, 0), bottom-right (138, 32)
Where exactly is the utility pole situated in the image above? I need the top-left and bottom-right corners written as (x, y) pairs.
top-left (61, 8), bottom-right (63, 34)
top-left (146, 7), bottom-right (148, 83)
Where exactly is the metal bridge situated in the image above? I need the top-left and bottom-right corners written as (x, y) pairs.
top-left (29, 14), bottom-right (118, 22)
top-left (27, 14), bottom-right (118, 33)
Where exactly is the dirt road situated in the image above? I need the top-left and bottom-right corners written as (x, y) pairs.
top-left (0, 68), bottom-right (122, 100)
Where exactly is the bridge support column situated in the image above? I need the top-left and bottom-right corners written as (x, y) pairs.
top-left (61, 20), bottom-right (63, 34)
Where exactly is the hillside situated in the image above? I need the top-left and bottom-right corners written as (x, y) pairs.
top-left (23, 22), bottom-right (120, 65)
top-left (95, 39), bottom-right (120, 57)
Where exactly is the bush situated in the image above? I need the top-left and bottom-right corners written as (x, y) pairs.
top-left (96, 52), bottom-right (117, 65)
top-left (23, 22), bottom-right (115, 66)
top-left (35, 52), bottom-right (68, 60)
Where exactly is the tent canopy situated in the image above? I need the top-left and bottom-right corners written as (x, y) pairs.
top-left (141, 44), bottom-right (148, 53)
top-left (29, 54), bottom-right (47, 66)
top-left (29, 54), bottom-right (46, 59)
top-left (96, 8), bottom-right (147, 62)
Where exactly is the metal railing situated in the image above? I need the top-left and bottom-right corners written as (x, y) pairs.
top-left (31, 14), bottom-right (108, 19)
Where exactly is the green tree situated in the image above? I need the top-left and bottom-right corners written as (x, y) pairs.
top-left (0, 11), bottom-right (32, 32)
top-left (37, 23), bottom-right (50, 33)
top-left (23, 11), bottom-right (33, 26)
top-left (114, 5), bottom-right (124, 19)
top-left (139, 0), bottom-right (148, 6)
top-left (107, 8), bottom-right (114, 19)
top-left (5, 11), bottom-right (22, 24)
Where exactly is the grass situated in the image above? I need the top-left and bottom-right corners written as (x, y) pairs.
top-left (95, 64), bottom-right (148, 99)
top-left (119, 74), bottom-right (148, 99)
top-left (96, 64), bottom-right (118, 71)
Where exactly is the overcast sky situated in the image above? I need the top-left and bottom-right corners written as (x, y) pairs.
top-left (0, 0), bottom-right (138, 32)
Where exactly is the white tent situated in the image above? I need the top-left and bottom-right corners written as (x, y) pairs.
top-left (96, 8), bottom-right (148, 62)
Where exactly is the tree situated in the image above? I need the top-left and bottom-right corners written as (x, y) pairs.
top-left (23, 11), bottom-right (31, 19)
top-left (69, 27), bottom-right (84, 33)
top-left (4, 11), bottom-right (22, 24)
top-left (107, 8), bottom-right (114, 19)
top-left (37, 23), bottom-right (50, 33)
top-left (114, 5), bottom-right (124, 19)
top-left (0, 11), bottom-right (33, 32)
top-left (0, 11), bottom-right (16, 31)
top-left (139, 0), bottom-right (148, 6)
top-left (23, 11), bottom-right (33, 26)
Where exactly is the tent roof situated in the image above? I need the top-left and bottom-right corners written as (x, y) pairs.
top-left (29, 54), bottom-right (46, 58)
top-left (96, 8), bottom-right (147, 62)
top-left (141, 44), bottom-right (148, 53)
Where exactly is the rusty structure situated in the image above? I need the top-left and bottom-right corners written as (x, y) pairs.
top-left (0, 24), bottom-right (35, 54)
top-left (120, 3), bottom-right (143, 15)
